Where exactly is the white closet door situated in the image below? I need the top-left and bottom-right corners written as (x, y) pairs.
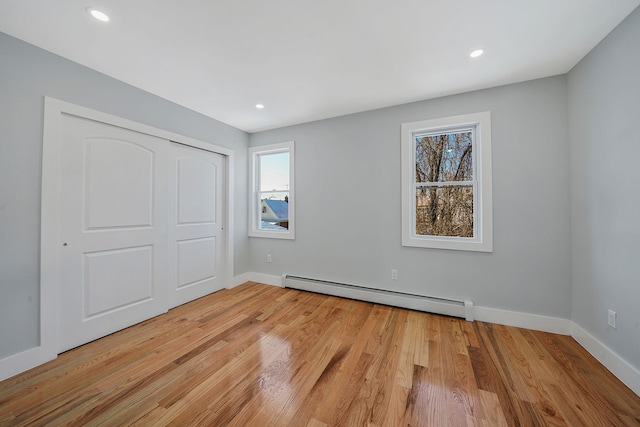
top-left (168, 142), bottom-right (225, 308)
top-left (57, 114), bottom-right (169, 352)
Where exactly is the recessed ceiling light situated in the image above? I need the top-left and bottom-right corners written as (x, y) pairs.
top-left (470, 49), bottom-right (484, 58)
top-left (256, 104), bottom-right (265, 109)
top-left (88, 8), bottom-right (110, 22)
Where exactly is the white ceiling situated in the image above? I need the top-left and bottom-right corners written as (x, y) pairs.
top-left (1, 1), bottom-right (638, 133)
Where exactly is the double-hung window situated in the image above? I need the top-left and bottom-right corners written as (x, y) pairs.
top-left (249, 141), bottom-right (295, 239)
top-left (401, 112), bottom-right (492, 252)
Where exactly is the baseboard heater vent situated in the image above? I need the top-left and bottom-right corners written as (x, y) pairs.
top-left (282, 275), bottom-right (474, 321)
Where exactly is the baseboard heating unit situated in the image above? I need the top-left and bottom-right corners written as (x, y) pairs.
top-left (282, 275), bottom-right (474, 321)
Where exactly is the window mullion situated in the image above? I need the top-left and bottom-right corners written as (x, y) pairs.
top-left (259, 189), bottom-right (289, 195)
top-left (415, 181), bottom-right (475, 187)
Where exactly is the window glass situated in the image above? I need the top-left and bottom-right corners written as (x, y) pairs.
top-left (401, 112), bottom-right (491, 252)
top-left (249, 142), bottom-right (295, 239)
top-left (415, 130), bottom-right (473, 183)
top-left (259, 152), bottom-right (289, 191)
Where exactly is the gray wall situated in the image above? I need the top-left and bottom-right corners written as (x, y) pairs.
top-left (249, 76), bottom-right (573, 319)
top-left (0, 32), bottom-right (249, 359)
top-left (568, 7), bottom-right (640, 368)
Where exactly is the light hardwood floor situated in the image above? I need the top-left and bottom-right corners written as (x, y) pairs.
top-left (1, 282), bottom-right (639, 426)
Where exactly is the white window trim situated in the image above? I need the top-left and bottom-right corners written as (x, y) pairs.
top-left (249, 141), bottom-right (295, 239)
top-left (401, 112), bottom-right (492, 252)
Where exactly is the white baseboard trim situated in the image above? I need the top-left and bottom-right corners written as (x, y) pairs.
top-left (249, 273), bottom-right (283, 287)
top-left (571, 323), bottom-right (640, 396)
top-left (0, 346), bottom-right (56, 382)
top-left (474, 306), bottom-right (572, 335)
top-left (231, 272), bottom-right (283, 288)
top-left (229, 272), bottom-right (252, 288)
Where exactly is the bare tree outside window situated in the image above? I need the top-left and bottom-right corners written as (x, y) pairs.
top-left (402, 112), bottom-right (491, 252)
top-left (414, 130), bottom-right (474, 237)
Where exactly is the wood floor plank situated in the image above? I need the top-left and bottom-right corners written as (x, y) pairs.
top-left (411, 311), bottom-right (430, 368)
top-left (340, 309), bottom-right (405, 426)
top-left (396, 311), bottom-right (418, 388)
top-left (439, 319), bottom-right (476, 427)
top-left (312, 309), bottom-right (378, 425)
top-left (305, 418), bottom-right (328, 427)
top-left (474, 322), bottom-right (546, 425)
top-left (477, 389), bottom-right (509, 427)
top-left (281, 306), bottom-right (375, 425)
top-left (368, 310), bottom-right (408, 426)
top-left (1, 282), bottom-right (639, 426)
top-left (209, 300), bottom-right (349, 425)
top-left (223, 320), bottom-right (343, 426)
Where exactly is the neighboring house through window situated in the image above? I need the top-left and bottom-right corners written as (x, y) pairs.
top-left (401, 112), bottom-right (492, 252)
top-left (249, 141), bottom-right (295, 239)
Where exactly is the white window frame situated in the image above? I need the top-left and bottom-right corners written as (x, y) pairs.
top-left (401, 112), bottom-right (492, 252)
top-left (248, 141), bottom-right (295, 239)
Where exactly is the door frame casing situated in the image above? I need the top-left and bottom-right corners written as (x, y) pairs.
top-left (37, 97), bottom-right (235, 369)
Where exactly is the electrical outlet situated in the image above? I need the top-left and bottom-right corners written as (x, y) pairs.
top-left (391, 269), bottom-right (398, 280)
top-left (608, 309), bottom-right (617, 328)
top-left (267, 254), bottom-right (272, 263)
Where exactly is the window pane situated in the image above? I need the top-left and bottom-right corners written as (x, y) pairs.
top-left (415, 186), bottom-right (473, 237)
top-left (260, 192), bottom-right (289, 230)
top-left (260, 152), bottom-right (289, 191)
top-left (415, 131), bottom-right (473, 183)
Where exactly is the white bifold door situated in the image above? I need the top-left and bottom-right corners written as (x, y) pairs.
top-left (57, 114), bottom-right (225, 353)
